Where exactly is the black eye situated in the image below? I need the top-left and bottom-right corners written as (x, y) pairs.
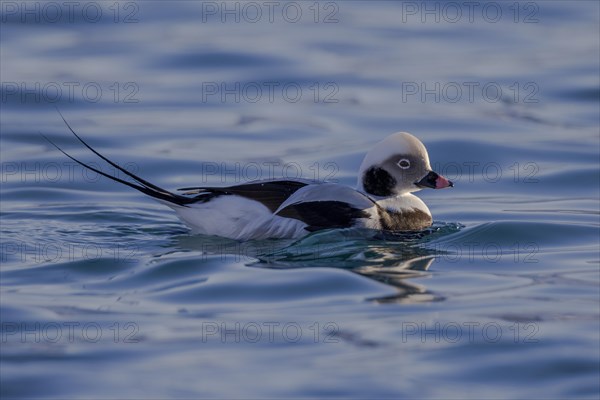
top-left (397, 159), bottom-right (410, 169)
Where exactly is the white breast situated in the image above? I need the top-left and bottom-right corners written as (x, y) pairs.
top-left (360, 193), bottom-right (432, 230)
top-left (375, 193), bottom-right (431, 215)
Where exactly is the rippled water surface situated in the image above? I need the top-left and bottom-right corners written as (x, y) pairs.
top-left (1, 1), bottom-right (599, 399)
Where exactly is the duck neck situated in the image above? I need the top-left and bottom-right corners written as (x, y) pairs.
top-left (374, 192), bottom-right (431, 215)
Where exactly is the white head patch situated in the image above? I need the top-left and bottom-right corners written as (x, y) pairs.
top-left (358, 132), bottom-right (432, 177)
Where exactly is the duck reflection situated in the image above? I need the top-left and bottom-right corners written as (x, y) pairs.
top-left (170, 226), bottom-right (453, 304)
top-left (354, 256), bottom-right (441, 304)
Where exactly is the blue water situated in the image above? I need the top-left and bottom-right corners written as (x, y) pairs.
top-left (1, 1), bottom-right (599, 398)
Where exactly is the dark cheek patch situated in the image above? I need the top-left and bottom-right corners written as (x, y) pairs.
top-left (362, 167), bottom-right (396, 197)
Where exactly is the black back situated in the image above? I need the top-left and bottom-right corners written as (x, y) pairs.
top-left (277, 201), bottom-right (370, 232)
top-left (182, 180), bottom-right (308, 212)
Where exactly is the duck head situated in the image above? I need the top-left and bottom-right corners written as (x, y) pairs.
top-left (357, 132), bottom-right (453, 197)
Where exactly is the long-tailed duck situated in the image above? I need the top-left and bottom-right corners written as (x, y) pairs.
top-left (45, 117), bottom-right (453, 240)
